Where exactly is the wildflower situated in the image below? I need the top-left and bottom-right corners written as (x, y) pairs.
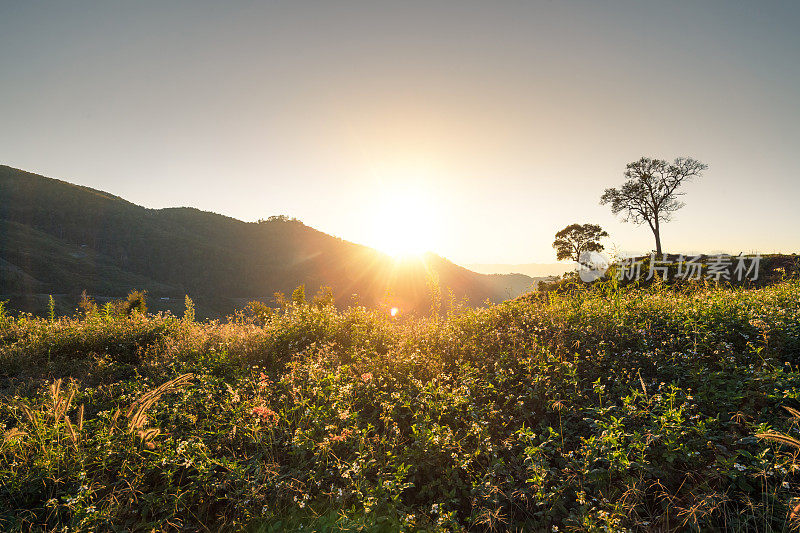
top-left (258, 372), bottom-right (272, 389)
top-left (226, 383), bottom-right (240, 402)
top-left (734, 463), bottom-right (746, 471)
top-left (361, 372), bottom-right (373, 382)
top-left (330, 428), bottom-right (352, 442)
top-left (252, 405), bottom-right (279, 427)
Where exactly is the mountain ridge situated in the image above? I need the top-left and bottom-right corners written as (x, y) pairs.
top-left (0, 165), bottom-right (534, 316)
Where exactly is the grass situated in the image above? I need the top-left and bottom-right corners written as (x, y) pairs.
top-left (1, 280), bottom-right (800, 531)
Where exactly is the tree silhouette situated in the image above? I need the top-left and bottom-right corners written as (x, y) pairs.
top-left (601, 157), bottom-right (706, 255)
top-left (552, 223), bottom-right (608, 262)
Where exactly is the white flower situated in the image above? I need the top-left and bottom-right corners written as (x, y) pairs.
top-left (734, 463), bottom-right (746, 471)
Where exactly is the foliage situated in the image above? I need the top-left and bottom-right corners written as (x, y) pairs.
top-left (78, 290), bottom-right (97, 317)
top-left (600, 157), bottom-right (707, 254)
top-left (123, 290), bottom-right (147, 316)
top-left (184, 295), bottom-right (195, 323)
top-left (47, 295), bottom-right (55, 322)
top-left (426, 270), bottom-right (442, 317)
top-left (2, 281), bottom-right (800, 531)
top-left (93, 290), bottom-right (148, 319)
top-left (552, 223), bottom-right (608, 262)
top-left (291, 285), bottom-right (306, 305)
top-left (257, 215), bottom-right (303, 224)
top-left (539, 253), bottom-right (799, 295)
top-left (312, 286), bottom-right (336, 308)
top-left (240, 300), bottom-right (273, 325)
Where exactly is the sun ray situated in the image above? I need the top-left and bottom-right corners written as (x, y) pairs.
top-left (364, 181), bottom-right (443, 257)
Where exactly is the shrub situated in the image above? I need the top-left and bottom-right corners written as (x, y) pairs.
top-left (1, 281), bottom-right (800, 531)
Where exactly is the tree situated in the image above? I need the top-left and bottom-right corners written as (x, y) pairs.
top-left (552, 223), bottom-right (609, 262)
top-left (600, 157), bottom-right (706, 255)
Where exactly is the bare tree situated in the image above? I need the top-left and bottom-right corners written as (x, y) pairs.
top-left (600, 157), bottom-right (706, 255)
top-left (552, 223), bottom-right (608, 262)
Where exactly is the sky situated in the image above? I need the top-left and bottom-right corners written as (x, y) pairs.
top-left (1, 1), bottom-right (799, 264)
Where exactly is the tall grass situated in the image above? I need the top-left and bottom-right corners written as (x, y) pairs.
top-left (1, 281), bottom-right (800, 531)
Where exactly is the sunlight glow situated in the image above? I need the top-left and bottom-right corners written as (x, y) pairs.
top-left (364, 175), bottom-right (444, 257)
top-left (390, 307), bottom-right (399, 317)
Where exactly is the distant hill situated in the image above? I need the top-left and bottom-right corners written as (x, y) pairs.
top-left (0, 165), bottom-right (534, 316)
top-left (466, 262), bottom-right (573, 278)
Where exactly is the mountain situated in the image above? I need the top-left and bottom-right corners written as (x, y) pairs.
top-left (466, 263), bottom-right (573, 278)
top-left (0, 165), bottom-right (534, 316)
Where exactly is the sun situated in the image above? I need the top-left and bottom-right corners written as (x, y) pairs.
top-left (366, 183), bottom-right (442, 257)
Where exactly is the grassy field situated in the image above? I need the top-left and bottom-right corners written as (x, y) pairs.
top-left (2, 280), bottom-right (800, 531)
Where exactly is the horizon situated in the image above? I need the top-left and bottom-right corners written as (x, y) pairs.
top-left (8, 162), bottom-right (779, 280)
top-left (2, 2), bottom-right (799, 263)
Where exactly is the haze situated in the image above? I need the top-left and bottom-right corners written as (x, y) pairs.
top-left (1, 1), bottom-right (798, 263)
